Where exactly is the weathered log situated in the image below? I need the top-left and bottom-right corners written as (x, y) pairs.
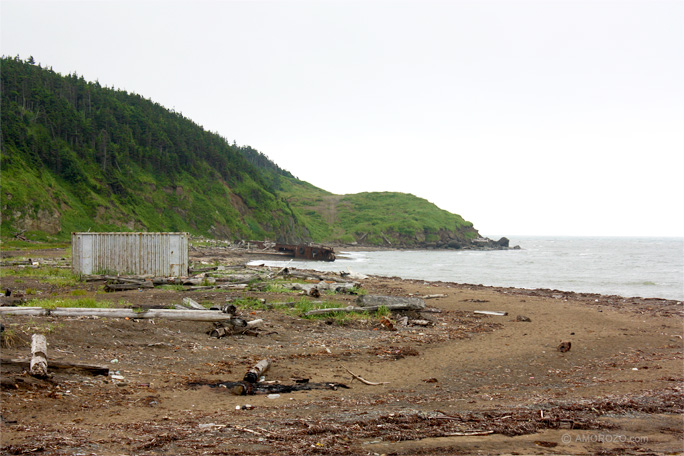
top-left (410, 319), bottom-right (432, 326)
top-left (152, 277), bottom-right (183, 285)
top-left (474, 310), bottom-right (508, 316)
top-left (182, 277), bottom-right (216, 286)
top-left (0, 307), bottom-right (234, 321)
top-left (182, 297), bottom-right (205, 310)
top-left (282, 270), bottom-right (323, 281)
top-left (209, 318), bottom-right (263, 338)
top-left (189, 266), bottom-right (218, 274)
top-left (52, 308), bottom-right (233, 321)
top-left (356, 295), bottom-right (425, 310)
top-left (217, 284), bottom-right (249, 290)
top-left (305, 302), bottom-right (425, 316)
top-left (1, 357), bottom-right (108, 376)
top-left (104, 282), bottom-right (154, 292)
top-left (30, 334), bottom-right (48, 378)
top-left (243, 359), bottom-right (271, 383)
top-left (288, 281), bottom-right (359, 294)
top-left (214, 273), bottom-right (262, 283)
top-left (0, 307), bottom-right (48, 316)
top-left (305, 306), bottom-right (360, 316)
top-left (190, 379), bottom-right (349, 395)
top-left (103, 275), bottom-right (150, 284)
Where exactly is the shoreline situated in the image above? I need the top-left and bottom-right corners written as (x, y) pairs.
top-left (245, 258), bottom-right (684, 306)
top-left (1, 246), bottom-right (683, 455)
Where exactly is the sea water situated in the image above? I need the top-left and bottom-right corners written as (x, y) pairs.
top-left (249, 237), bottom-right (684, 301)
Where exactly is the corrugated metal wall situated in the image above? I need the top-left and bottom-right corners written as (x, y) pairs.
top-left (72, 232), bottom-right (189, 277)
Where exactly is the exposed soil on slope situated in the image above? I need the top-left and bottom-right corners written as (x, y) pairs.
top-left (1, 247), bottom-right (682, 455)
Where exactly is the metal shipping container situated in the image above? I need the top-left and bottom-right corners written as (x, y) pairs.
top-left (72, 232), bottom-right (189, 277)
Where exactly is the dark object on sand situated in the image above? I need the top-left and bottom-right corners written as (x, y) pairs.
top-left (558, 341), bottom-right (572, 353)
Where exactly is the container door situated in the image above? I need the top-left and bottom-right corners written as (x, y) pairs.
top-left (169, 235), bottom-right (181, 277)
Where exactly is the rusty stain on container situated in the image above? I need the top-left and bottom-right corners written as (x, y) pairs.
top-left (72, 232), bottom-right (189, 276)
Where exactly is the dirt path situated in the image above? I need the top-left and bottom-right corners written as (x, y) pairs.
top-left (1, 247), bottom-right (682, 455)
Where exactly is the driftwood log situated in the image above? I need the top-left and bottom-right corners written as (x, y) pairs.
top-left (244, 359), bottom-right (272, 383)
top-left (209, 318), bottom-right (263, 338)
top-left (0, 307), bottom-right (237, 321)
top-left (104, 282), bottom-right (154, 292)
top-left (474, 310), bottom-right (508, 316)
top-left (30, 334), bottom-right (48, 378)
top-left (189, 359), bottom-right (348, 395)
top-left (1, 358), bottom-right (108, 376)
top-left (192, 379), bottom-right (349, 395)
top-left (182, 297), bottom-right (206, 310)
top-left (357, 295), bottom-right (425, 309)
top-left (304, 295), bottom-right (425, 316)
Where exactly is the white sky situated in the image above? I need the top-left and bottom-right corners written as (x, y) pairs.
top-left (2, 0), bottom-right (683, 237)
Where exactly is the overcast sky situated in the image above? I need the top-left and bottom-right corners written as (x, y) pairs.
top-left (2, 0), bottom-right (682, 237)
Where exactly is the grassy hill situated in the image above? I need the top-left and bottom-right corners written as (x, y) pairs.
top-left (1, 56), bottom-right (480, 248)
top-left (278, 178), bottom-right (478, 247)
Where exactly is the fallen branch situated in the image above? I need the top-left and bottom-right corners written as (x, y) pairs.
top-left (343, 367), bottom-right (389, 386)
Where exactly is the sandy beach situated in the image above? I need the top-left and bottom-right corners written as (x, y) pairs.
top-left (1, 246), bottom-right (682, 455)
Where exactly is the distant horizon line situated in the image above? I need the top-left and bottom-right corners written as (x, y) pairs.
top-left (481, 234), bottom-right (684, 239)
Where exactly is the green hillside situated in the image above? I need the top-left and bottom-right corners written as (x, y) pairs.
top-left (277, 178), bottom-right (478, 247)
top-left (0, 56), bottom-right (308, 242)
top-left (1, 56), bottom-right (480, 247)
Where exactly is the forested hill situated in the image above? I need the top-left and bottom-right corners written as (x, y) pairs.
top-left (1, 56), bottom-right (309, 241)
top-left (1, 56), bottom-right (480, 247)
